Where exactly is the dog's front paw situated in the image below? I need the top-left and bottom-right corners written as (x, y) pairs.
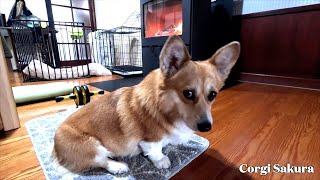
top-left (153, 155), bottom-right (171, 169)
top-left (107, 161), bottom-right (129, 174)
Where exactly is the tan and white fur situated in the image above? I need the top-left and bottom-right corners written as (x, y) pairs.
top-left (53, 36), bottom-right (240, 174)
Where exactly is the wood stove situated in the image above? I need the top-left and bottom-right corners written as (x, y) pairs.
top-left (140, 0), bottom-right (212, 75)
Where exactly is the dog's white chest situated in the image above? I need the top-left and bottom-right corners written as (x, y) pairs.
top-left (162, 121), bottom-right (194, 147)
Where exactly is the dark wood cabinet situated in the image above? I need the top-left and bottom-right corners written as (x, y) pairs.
top-left (233, 4), bottom-right (320, 89)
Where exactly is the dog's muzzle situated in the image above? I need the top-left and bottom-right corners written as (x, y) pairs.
top-left (197, 114), bottom-right (212, 132)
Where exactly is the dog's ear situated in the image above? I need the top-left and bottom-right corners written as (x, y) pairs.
top-left (160, 36), bottom-right (191, 78)
top-left (209, 41), bottom-right (240, 81)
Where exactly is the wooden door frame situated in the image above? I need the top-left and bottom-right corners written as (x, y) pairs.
top-left (0, 37), bottom-right (20, 131)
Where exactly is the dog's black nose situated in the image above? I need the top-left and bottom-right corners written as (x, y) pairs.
top-left (197, 121), bottom-right (212, 132)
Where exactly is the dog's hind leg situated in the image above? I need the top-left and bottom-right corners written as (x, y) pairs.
top-left (54, 126), bottom-right (128, 174)
top-left (94, 145), bottom-right (129, 174)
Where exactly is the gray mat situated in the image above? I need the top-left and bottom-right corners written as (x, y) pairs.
top-left (25, 107), bottom-right (209, 180)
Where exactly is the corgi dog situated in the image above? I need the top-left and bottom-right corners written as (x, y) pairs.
top-left (53, 36), bottom-right (240, 174)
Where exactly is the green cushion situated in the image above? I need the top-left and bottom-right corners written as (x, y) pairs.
top-left (12, 82), bottom-right (74, 104)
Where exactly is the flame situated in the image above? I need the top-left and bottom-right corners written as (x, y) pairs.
top-left (175, 22), bottom-right (183, 34)
top-left (154, 21), bottom-right (183, 37)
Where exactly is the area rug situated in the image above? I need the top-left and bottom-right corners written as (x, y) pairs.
top-left (88, 76), bottom-right (144, 92)
top-left (25, 107), bottom-right (209, 180)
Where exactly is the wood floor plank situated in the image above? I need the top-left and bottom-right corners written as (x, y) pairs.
top-left (0, 139), bottom-right (40, 180)
top-left (173, 83), bottom-right (320, 180)
top-left (0, 134), bottom-right (29, 146)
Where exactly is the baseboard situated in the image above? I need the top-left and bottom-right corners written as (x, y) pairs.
top-left (239, 73), bottom-right (320, 90)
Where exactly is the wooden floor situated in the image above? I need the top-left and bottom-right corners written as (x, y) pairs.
top-left (1, 72), bottom-right (320, 180)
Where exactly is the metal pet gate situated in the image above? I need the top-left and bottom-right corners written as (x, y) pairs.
top-left (11, 20), bottom-right (142, 82)
top-left (12, 20), bottom-right (91, 81)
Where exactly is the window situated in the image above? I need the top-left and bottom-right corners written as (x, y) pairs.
top-left (45, 0), bottom-right (96, 66)
top-left (49, 0), bottom-right (96, 29)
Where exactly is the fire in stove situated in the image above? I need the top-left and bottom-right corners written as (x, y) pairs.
top-left (155, 22), bottom-right (182, 37)
top-left (144, 0), bottom-right (182, 38)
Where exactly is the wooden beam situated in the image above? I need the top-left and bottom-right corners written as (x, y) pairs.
top-left (89, 0), bottom-right (97, 30)
top-left (0, 37), bottom-right (20, 131)
top-left (0, 114), bottom-right (3, 130)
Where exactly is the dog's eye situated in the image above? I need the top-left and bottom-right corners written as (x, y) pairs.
top-left (183, 90), bottom-right (195, 100)
top-left (208, 91), bottom-right (217, 101)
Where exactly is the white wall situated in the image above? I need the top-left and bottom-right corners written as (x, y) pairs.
top-left (234, 0), bottom-right (320, 15)
top-left (95, 0), bottom-right (140, 29)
